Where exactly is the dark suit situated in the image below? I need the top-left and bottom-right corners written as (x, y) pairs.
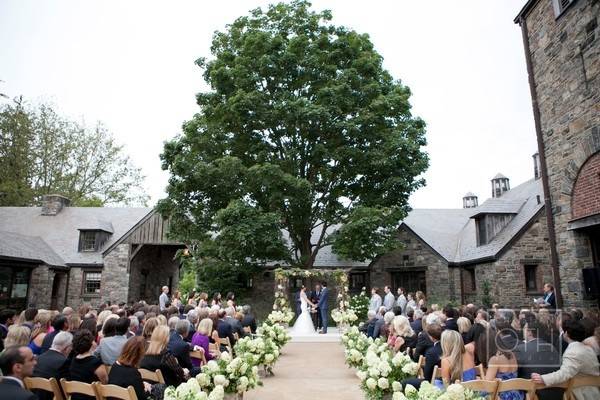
top-left (168, 332), bottom-right (193, 370)
top-left (0, 378), bottom-right (37, 400)
top-left (241, 314), bottom-right (257, 334)
top-left (309, 290), bottom-right (321, 328)
top-left (372, 317), bottom-right (385, 338)
top-left (410, 319), bottom-right (422, 335)
top-left (544, 292), bottom-right (557, 311)
top-left (225, 316), bottom-right (245, 339)
top-left (412, 331), bottom-right (433, 361)
top-left (40, 330), bottom-right (61, 354)
top-left (216, 319), bottom-right (236, 349)
top-left (403, 341), bottom-right (442, 390)
top-left (33, 349), bottom-right (70, 380)
top-left (444, 318), bottom-right (459, 332)
top-left (514, 338), bottom-right (563, 400)
top-left (317, 287), bottom-right (329, 333)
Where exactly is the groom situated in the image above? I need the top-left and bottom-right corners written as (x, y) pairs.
top-left (317, 281), bottom-right (329, 334)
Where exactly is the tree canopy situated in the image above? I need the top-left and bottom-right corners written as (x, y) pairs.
top-left (0, 98), bottom-right (148, 206)
top-left (159, 0), bottom-right (428, 271)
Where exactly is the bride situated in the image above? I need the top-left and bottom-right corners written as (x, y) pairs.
top-left (290, 285), bottom-right (317, 335)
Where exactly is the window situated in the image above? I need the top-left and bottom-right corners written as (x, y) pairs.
top-left (83, 272), bottom-right (102, 295)
top-left (350, 273), bottom-right (366, 289)
top-left (79, 231), bottom-right (97, 252)
top-left (477, 218), bottom-right (488, 246)
top-left (524, 265), bottom-right (538, 292)
top-left (552, 0), bottom-right (576, 18)
top-left (402, 255), bottom-right (410, 262)
top-left (468, 269), bottom-right (476, 291)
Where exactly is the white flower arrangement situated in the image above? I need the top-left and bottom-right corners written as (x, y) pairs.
top-left (402, 382), bottom-right (486, 400)
top-left (234, 336), bottom-right (281, 372)
top-left (195, 352), bottom-right (261, 395)
top-left (257, 322), bottom-right (291, 349)
top-left (266, 309), bottom-right (294, 325)
top-left (331, 308), bottom-right (358, 325)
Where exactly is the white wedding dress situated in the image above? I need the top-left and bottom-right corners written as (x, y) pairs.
top-left (290, 291), bottom-right (316, 335)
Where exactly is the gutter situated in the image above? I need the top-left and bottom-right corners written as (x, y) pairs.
top-left (517, 15), bottom-right (563, 308)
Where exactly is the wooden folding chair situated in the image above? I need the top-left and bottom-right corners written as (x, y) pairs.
top-left (190, 350), bottom-right (207, 365)
top-left (243, 326), bottom-right (252, 334)
top-left (209, 342), bottom-right (221, 357)
top-left (430, 365), bottom-right (445, 385)
top-left (139, 368), bottom-right (165, 384)
top-left (475, 364), bottom-right (485, 379)
top-left (497, 378), bottom-right (536, 400)
top-left (461, 379), bottom-right (499, 399)
top-left (25, 377), bottom-right (64, 400)
top-left (416, 355), bottom-right (425, 379)
top-left (566, 375), bottom-right (600, 400)
top-left (233, 332), bottom-right (239, 341)
top-left (220, 337), bottom-right (233, 354)
top-left (60, 379), bottom-right (98, 400)
top-left (94, 382), bottom-right (138, 400)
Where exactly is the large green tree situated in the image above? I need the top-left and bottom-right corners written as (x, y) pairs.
top-left (0, 99), bottom-right (148, 206)
top-left (160, 1), bottom-right (428, 271)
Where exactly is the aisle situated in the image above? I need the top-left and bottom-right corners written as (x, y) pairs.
top-left (244, 342), bottom-right (364, 400)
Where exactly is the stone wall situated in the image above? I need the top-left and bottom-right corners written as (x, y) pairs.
top-left (28, 265), bottom-right (53, 309)
top-left (571, 151), bottom-right (600, 219)
top-left (524, 0), bottom-right (600, 307)
top-left (128, 245), bottom-right (180, 304)
top-left (101, 244), bottom-right (130, 305)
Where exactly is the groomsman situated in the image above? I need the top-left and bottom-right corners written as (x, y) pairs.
top-left (369, 288), bottom-right (382, 312)
top-left (396, 287), bottom-right (407, 314)
top-left (383, 286), bottom-right (395, 311)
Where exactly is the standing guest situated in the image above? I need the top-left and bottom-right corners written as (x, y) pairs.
top-left (396, 287), bottom-right (407, 314)
top-left (383, 286), bottom-right (396, 312)
top-left (5, 326), bottom-right (32, 348)
top-left (0, 346), bottom-right (37, 400)
top-left (413, 314), bottom-right (437, 361)
top-left (29, 311), bottom-right (51, 355)
top-left (369, 288), bottom-right (383, 312)
top-left (95, 317), bottom-right (129, 365)
top-left (172, 290), bottom-right (183, 310)
top-left (78, 305), bottom-right (91, 319)
top-left (191, 318), bottom-right (214, 367)
top-left (540, 283), bottom-right (557, 312)
top-left (406, 293), bottom-right (417, 312)
top-left (70, 329), bottom-right (108, 396)
top-left (159, 286), bottom-right (170, 311)
top-left (211, 292), bottom-right (222, 307)
top-left (484, 331), bottom-right (523, 400)
top-left (21, 309), bottom-right (38, 332)
top-left (33, 331), bottom-right (72, 385)
top-left (62, 307), bottom-right (74, 317)
top-left (168, 320), bottom-right (195, 372)
top-left (108, 337), bottom-right (150, 400)
top-left (438, 330), bottom-right (476, 387)
top-left (140, 325), bottom-right (186, 387)
top-left (241, 305), bottom-right (257, 334)
top-left (198, 292), bottom-right (209, 308)
top-left (532, 320), bottom-right (600, 400)
top-left (225, 292), bottom-right (236, 308)
top-left (415, 291), bottom-right (427, 308)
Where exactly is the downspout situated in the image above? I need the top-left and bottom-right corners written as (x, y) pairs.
top-left (518, 16), bottom-right (563, 308)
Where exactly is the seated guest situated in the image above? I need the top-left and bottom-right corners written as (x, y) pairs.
top-left (29, 311), bottom-right (51, 355)
top-left (457, 316), bottom-right (472, 344)
top-left (443, 305), bottom-right (459, 332)
top-left (168, 320), bottom-right (194, 370)
top-left (379, 312), bottom-right (396, 340)
top-left (216, 310), bottom-right (236, 350)
top-left (225, 307), bottom-right (245, 339)
top-left (108, 337), bottom-right (150, 400)
top-left (127, 316), bottom-right (139, 338)
top-left (33, 331), bottom-right (72, 382)
top-left (391, 315), bottom-right (417, 353)
top-left (494, 309), bottom-right (519, 350)
top-left (583, 326), bottom-right (600, 359)
top-left (438, 330), bottom-right (476, 387)
top-left (191, 318), bottom-right (215, 367)
top-left (0, 346), bottom-right (37, 400)
top-left (413, 314), bottom-right (438, 361)
top-left (241, 305), bottom-right (257, 334)
top-left (484, 330), bottom-right (523, 400)
top-left (186, 310), bottom-right (199, 342)
top-left (360, 310), bottom-right (377, 336)
top-left (20, 308), bottom-right (38, 332)
top-left (403, 323), bottom-right (443, 390)
top-left (140, 325), bottom-right (185, 387)
top-left (95, 317), bottom-right (129, 365)
top-left (532, 320), bottom-right (600, 400)
top-left (70, 329), bottom-right (108, 400)
top-left (41, 314), bottom-right (68, 353)
top-left (4, 325), bottom-right (31, 348)
top-left (410, 308), bottom-right (424, 334)
top-left (372, 307), bottom-right (387, 338)
top-left (142, 317), bottom-right (159, 343)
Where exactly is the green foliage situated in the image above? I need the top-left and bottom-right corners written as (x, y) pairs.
top-left (348, 289), bottom-right (370, 325)
top-left (160, 0), bottom-right (428, 271)
top-left (0, 99), bottom-right (148, 206)
top-left (195, 258), bottom-right (258, 298)
top-left (481, 279), bottom-right (493, 309)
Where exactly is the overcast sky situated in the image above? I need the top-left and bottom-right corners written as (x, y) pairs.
top-left (0, 0), bottom-right (537, 209)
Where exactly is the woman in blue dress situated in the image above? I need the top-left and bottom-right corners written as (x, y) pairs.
top-left (484, 332), bottom-right (524, 400)
top-left (435, 330), bottom-right (477, 388)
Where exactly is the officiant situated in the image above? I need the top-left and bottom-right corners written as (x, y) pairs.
top-left (310, 284), bottom-right (322, 329)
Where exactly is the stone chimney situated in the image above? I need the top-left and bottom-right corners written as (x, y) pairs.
top-left (41, 194), bottom-right (71, 216)
top-left (533, 152), bottom-right (541, 180)
top-left (463, 192), bottom-right (478, 208)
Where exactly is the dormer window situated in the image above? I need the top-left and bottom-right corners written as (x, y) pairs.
top-left (475, 214), bottom-right (516, 246)
top-left (80, 231), bottom-right (97, 251)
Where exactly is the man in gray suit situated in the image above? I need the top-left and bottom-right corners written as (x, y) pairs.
top-left (383, 286), bottom-right (395, 311)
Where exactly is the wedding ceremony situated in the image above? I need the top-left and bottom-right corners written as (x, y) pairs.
top-left (1, 0), bottom-right (599, 399)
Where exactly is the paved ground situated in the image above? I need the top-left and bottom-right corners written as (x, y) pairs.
top-left (245, 342), bottom-right (363, 400)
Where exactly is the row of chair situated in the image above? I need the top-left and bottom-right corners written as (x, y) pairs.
top-left (22, 368), bottom-right (166, 400)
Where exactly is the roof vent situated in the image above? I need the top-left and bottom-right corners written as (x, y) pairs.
top-left (41, 194), bottom-right (71, 216)
top-left (463, 192), bottom-right (478, 209)
top-left (491, 173), bottom-right (510, 198)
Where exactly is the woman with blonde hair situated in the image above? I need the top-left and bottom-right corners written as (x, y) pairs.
top-left (140, 325), bottom-right (185, 386)
top-left (156, 314), bottom-right (168, 326)
top-left (142, 317), bottom-right (159, 342)
top-left (29, 311), bottom-right (51, 355)
top-left (191, 318), bottom-right (215, 366)
top-left (457, 316), bottom-right (472, 344)
top-left (439, 329), bottom-right (476, 387)
top-left (4, 325), bottom-right (31, 348)
top-left (96, 310), bottom-right (113, 332)
top-left (391, 315), bottom-right (417, 353)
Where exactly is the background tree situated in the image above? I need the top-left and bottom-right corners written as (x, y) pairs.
top-left (0, 99), bottom-right (148, 206)
top-left (160, 1), bottom-right (428, 274)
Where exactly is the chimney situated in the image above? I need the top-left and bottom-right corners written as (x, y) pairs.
top-left (533, 152), bottom-right (541, 180)
top-left (463, 192), bottom-right (478, 208)
top-left (41, 194), bottom-right (71, 216)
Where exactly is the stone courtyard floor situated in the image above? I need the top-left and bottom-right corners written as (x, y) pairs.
top-left (244, 341), bottom-right (364, 400)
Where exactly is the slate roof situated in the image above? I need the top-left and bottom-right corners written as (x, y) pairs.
top-left (0, 231), bottom-right (65, 267)
top-left (0, 207), bottom-right (152, 266)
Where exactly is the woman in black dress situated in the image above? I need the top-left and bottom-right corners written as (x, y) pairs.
top-left (69, 329), bottom-right (108, 400)
top-left (140, 325), bottom-right (186, 387)
top-left (108, 336), bottom-right (149, 400)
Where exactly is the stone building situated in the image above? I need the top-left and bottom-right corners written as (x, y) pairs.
top-left (515, 0), bottom-right (600, 307)
top-left (0, 195), bottom-right (183, 310)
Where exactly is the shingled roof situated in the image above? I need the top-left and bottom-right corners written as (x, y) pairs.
top-left (0, 230), bottom-right (65, 267)
top-left (0, 207), bottom-right (152, 266)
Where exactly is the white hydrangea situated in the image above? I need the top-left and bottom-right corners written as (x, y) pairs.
top-left (356, 370), bottom-right (368, 381)
top-left (392, 381), bottom-right (402, 392)
top-left (366, 377), bottom-right (377, 390)
top-left (377, 377), bottom-right (389, 389)
top-left (213, 374), bottom-right (229, 387)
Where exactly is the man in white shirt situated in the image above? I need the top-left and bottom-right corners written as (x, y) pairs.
top-left (159, 286), bottom-right (170, 311)
top-left (396, 287), bottom-right (407, 314)
top-left (369, 287), bottom-right (382, 312)
top-left (383, 286), bottom-right (396, 311)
